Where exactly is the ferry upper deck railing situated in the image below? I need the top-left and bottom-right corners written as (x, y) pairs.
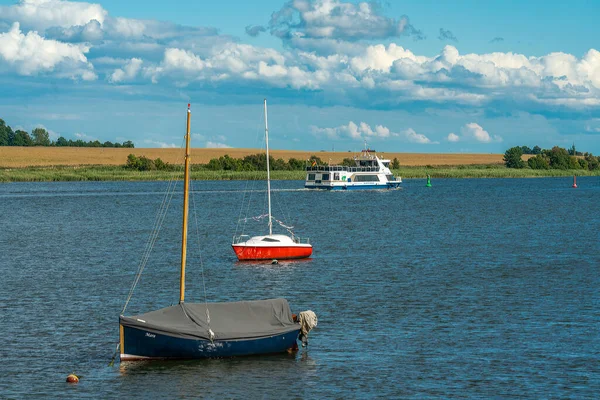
top-left (305, 166), bottom-right (381, 172)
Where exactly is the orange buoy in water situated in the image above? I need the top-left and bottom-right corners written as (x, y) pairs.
top-left (572, 175), bottom-right (578, 188)
top-left (66, 373), bottom-right (79, 383)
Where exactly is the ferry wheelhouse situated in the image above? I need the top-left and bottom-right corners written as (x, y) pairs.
top-left (305, 149), bottom-right (401, 190)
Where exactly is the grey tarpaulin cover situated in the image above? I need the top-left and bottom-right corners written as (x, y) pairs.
top-left (120, 298), bottom-right (299, 341)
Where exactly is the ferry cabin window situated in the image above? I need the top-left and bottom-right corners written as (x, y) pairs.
top-left (383, 162), bottom-right (390, 168)
top-left (308, 173), bottom-right (316, 180)
top-left (354, 175), bottom-right (379, 182)
top-left (334, 173), bottom-right (340, 181)
top-left (322, 174), bottom-right (330, 181)
top-left (386, 174), bottom-right (395, 181)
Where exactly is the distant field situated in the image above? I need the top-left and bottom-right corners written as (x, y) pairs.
top-left (0, 147), bottom-right (506, 168)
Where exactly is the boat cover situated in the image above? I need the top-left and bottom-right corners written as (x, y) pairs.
top-left (120, 298), bottom-right (299, 341)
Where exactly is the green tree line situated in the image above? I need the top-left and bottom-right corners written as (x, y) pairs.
top-left (125, 153), bottom-right (403, 172)
top-left (0, 118), bottom-right (134, 148)
top-left (204, 153), bottom-right (324, 171)
top-left (504, 145), bottom-right (599, 170)
top-left (125, 153), bottom-right (334, 172)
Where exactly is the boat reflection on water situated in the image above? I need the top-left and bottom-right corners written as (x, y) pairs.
top-left (234, 257), bottom-right (314, 269)
top-left (118, 351), bottom-right (303, 375)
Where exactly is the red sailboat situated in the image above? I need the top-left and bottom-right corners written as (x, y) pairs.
top-left (232, 99), bottom-right (312, 261)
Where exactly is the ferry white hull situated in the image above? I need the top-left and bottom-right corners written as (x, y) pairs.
top-left (305, 181), bottom-right (401, 190)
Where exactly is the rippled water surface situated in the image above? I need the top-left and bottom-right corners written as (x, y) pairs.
top-left (1, 178), bottom-right (599, 398)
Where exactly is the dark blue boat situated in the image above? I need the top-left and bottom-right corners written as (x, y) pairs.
top-left (120, 299), bottom-right (301, 360)
top-left (118, 104), bottom-right (315, 361)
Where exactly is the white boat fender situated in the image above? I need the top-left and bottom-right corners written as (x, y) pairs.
top-left (298, 310), bottom-right (318, 347)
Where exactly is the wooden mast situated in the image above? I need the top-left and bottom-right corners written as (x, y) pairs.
top-left (264, 99), bottom-right (272, 236)
top-left (179, 103), bottom-right (191, 303)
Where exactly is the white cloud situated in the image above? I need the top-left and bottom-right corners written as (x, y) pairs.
top-left (0, 0), bottom-right (220, 44)
top-left (311, 121), bottom-right (361, 139)
top-left (38, 113), bottom-right (81, 120)
top-left (109, 58), bottom-right (143, 83)
top-left (584, 118), bottom-right (600, 133)
top-left (143, 139), bottom-right (177, 148)
top-left (146, 44), bottom-right (323, 90)
top-left (401, 128), bottom-right (438, 144)
top-left (460, 122), bottom-right (502, 143)
top-left (267, 0), bottom-right (424, 42)
top-left (349, 43), bottom-right (427, 74)
top-left (447, 132), bottom-right (460, 142)
top-left (74, 132), bottom-right (98, 141)
top-left (162, 48), bottom-right (206, 72)
top-left (1, 0), bottom-right (600, 118)
top-left (0, 22), bottom-right (96, 79)
top-left (0, 0), bottom-right (107, 31)
top-left (205, 141), bottom-right (231, 148)
top-left (134, 41), bottom-right (594, 109)
top-left (311, 121), bottom-right (436, 143)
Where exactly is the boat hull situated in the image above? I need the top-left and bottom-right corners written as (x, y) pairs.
top-left (305, 182), bottom-right (401, 190)
top-left (120, 325), bottom-right (300, 360)
top-left (232, 244), bottom-right (312, 261)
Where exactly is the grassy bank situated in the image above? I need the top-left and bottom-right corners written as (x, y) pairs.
top-left (1, 164), bottom-right (599, 182)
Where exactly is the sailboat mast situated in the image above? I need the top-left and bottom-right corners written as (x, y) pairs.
top-left (179, 103), bottom-right (192, 303)
top-left (264, 99), bottom-right (272, 236)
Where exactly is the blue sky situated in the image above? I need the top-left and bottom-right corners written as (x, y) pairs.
top-left (0, 0), bottom-right (599, 153)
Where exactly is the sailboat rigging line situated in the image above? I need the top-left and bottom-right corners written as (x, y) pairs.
top-left (121, 177), bottom-right (176, 314)
top-left (121, 137), bottom-right (186, 315)
top-left (238, 214), bottom-right (294, 231)
top-left (189, 178), bottom-right (212, 335)
top-left (234, 106), bottom-right (266, 240)
top-left (233, 178), bottom-right (252, 239)
top-left (274, 189), bottom-right (293, 233)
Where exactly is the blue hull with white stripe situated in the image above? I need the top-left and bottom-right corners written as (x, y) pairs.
top-left (120, 324), bottom-right (300, 360)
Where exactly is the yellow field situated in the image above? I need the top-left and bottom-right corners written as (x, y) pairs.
top-left (0, 146), bottom-right (507, 168)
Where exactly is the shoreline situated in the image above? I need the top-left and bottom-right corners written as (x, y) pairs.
top-left (1, 165), bottom-right (598, 182)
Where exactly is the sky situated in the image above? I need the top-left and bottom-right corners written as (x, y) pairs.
top-left (0, 0), bottom-right (599, 153)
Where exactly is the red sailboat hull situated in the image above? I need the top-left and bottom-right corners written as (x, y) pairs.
top-left (232, 245), bottom-right (312, 261)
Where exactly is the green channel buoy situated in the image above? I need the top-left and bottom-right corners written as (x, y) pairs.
top-left (426, 174), bottom-right (432, 187)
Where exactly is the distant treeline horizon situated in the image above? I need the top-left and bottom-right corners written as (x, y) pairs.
top-left (504, 144), bottom-right (600, 170)
top-left (124, 152), bottom-right (402, 172)
top-left (0, 118), bottom-right (134, 148)
top-left (124, 153), bottom-right (331, 172)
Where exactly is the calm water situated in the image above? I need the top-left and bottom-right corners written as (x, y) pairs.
top-left (1, 177), bottom-right (599, 398)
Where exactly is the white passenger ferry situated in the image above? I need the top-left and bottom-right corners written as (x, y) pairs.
top-left (305, 149), bottom-right (402, 190)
